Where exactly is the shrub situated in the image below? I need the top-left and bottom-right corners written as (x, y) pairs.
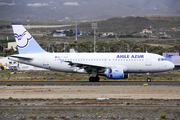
top-left (160, 113), bottom-right (166, 119)
top-left (47, 116), bottom-right (54, 119)
top-left (6, 83), bottom-right (12, 86)
top-left (30, 116), bottom-right (36, 119)
top-left (9, 97), bottom-right (12, 99)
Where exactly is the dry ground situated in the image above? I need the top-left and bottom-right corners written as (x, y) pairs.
top-left (1, 85), bottom-right (180, 99)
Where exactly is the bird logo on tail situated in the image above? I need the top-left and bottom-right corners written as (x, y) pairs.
top-left (14, 31), bottom-right (32, 48)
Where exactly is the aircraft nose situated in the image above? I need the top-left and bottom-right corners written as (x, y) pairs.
top-left (168, 62), bottom-right (175, 70)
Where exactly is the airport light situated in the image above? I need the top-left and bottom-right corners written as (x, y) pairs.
top-left (91, 23), bottom-right (97, 53)
top-left (103, 46), bottom-right (105, 52)
top-left (75, 21), bottom-right (77, 41)
top-left (117, 45), bottom-right (120, 52)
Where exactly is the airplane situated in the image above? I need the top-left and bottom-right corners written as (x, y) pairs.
top-left (8, 23), bottom-right (175, 82)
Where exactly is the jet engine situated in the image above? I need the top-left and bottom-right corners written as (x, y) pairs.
top-left (1, 66), bottom-right (7, 70)
top-left (105, 68), bottom-right (129, 79)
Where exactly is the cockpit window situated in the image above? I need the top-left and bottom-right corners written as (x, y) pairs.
top-left (158, 58), bottom-right (167, 61)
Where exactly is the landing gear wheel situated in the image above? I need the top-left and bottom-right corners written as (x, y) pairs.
top-left (89, 77), bottom-right (94, 82)
top-left (146, 73), bottom-right (151, 82)
top-left (95, 77), bottom-right (100, 82)
top-left (89, 77), bottom-right (100, 82)
top-left (147, 78), bottom-right (151, 82)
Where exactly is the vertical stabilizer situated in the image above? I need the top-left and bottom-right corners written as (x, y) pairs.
top-left (12, 23), bottom-right (46, 54)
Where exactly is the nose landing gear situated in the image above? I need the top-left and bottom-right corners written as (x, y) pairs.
top-left (147, 73), bottom-right (151, 82)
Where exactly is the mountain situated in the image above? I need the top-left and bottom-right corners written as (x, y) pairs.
top-left (77, 17), bottom-right (180, 33)
top-left (0, 0), bottom-right (179, 21)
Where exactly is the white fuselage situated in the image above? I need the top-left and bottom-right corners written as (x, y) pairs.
top-left (9, 52), bottom-right (174, 74)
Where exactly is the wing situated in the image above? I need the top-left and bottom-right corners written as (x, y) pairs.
top-left (65, 61), bottom-right (106, 74)
top-left (65, 61), bottom-right (128, 75)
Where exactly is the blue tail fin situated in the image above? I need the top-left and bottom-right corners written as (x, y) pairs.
top-left (12, 23), bottom-right (47, 54)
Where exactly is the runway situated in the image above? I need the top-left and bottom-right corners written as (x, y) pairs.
top-left (1, 105), bottom-right (179, 108)
top-left (0, 81), bottom-right (180, 85)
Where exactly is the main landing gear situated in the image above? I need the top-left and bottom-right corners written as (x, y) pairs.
top-left (146, 73), bottom-right (151, 82)
top-left (89, 76), bottom-right (100, 82)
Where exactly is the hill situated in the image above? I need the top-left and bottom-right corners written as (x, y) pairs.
top-left (77, 17), bottom-right (180, 34)
top-left (0, 0), bottom-right (180, 21)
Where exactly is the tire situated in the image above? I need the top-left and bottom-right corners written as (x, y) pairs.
top-left (89, 77), bottom-right (100, 82)
top-left (95, 77), bottom-right (100, 82)
top-left (147, 78), bottom-right (151, 82)
top-left (89, 77), bottom-right (94, 82)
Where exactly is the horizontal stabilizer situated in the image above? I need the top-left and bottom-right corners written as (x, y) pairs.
top-left (9, 55), bottom-right (33, 60)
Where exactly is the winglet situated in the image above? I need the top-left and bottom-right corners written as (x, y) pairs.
top-left (12, 23), bottom-right (47, 54)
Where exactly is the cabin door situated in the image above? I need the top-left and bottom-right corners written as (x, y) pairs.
top-left (43, 55), bottom-right (49, 68)
top-left (146, 55), bottom-right (151, 66)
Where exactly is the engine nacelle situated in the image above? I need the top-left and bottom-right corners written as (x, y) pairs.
top-left (1, 66), bottom-right (7, 70)
top-left (105, 68), bottom-right (129, 79)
